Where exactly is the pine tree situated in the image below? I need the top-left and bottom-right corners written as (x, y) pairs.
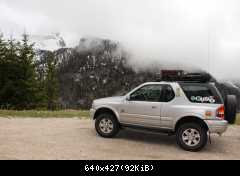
top-left (0, 34), bottom-right (8, 108)
top-left (0, 33), bottom-right (60, 110)
top-left (0, 34), bottom-right (6, 83)
top-left (0, 34), bottom-right (42, 109)
top-left (16, 34), bottom-right (40, 109)
top-left (45, 51), bottom-right (59, 110)
top-left (0, 34), bottom-right (7, 59)
top-left (0, 37), bottom-right (20, 109)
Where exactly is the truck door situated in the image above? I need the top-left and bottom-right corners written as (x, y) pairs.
top-left (120, 84), bottom-right (164, 127)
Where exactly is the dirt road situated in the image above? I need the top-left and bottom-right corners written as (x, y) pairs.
top-left (0, 118), bottom-right (239, 160)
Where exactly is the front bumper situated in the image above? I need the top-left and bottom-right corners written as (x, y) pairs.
top-left (204, 120), bottom-right (228, 135)
top-left (90, 108), bottom-right (96, 120)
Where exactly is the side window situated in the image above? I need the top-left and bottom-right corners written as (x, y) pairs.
top-left (130, 85), bottom-right (162, 102)
top-left (163, 85), bottom-right (175, 102)
top-left (179, 83), bottom-right (223, 104)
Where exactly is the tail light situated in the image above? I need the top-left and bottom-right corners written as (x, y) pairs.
top-left (216, 105), bottom-right (225, 120)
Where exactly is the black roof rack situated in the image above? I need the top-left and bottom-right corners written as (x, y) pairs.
top-left (156, 70), bottom-right (212, 83)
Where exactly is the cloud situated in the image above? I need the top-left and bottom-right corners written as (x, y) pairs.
top-left (1, 0), bottom-right (240, 80)
top-left (0, 2), bottom-right (51, 35)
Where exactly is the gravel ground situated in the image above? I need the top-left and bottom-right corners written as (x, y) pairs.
top-left (0, 118), bottom-right (240, 160)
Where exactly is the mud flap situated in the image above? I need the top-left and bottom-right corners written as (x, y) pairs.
top-left (208, 132), bottom-right (212, 144)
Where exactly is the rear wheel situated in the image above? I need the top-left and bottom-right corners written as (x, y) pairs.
top-left (95, 113), bottom-right (120, 138)
top-left (225, 95), bottom-right (237, 124)
top-left (176, 123), bottom-right (208, 152)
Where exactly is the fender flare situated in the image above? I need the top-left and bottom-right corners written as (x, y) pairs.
top-left (93, 105), bottom-right (120, 121)
top-left (174, 114), bottom-right (209, 132)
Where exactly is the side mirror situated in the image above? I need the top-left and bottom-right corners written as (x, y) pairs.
top-left (126, 95), bottom-right (130, 101)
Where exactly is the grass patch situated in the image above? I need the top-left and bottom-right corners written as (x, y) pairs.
top-left (0, 110), bottom-right (239, 124)
top-left (0, 110), bottom-right (90, 119)
top-left (236, 113), bottom-right (240, 125)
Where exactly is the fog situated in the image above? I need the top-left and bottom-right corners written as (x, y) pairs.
top-left (1, 0), bottom-right (240, 80)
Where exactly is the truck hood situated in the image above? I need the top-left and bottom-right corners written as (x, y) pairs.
top-left (94, 96), bottom-right (124, 105)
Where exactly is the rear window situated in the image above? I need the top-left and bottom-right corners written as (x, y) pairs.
top-left (179, 83), bottom-right (223, 104)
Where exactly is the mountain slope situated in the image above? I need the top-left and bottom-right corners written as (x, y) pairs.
top-left (36, 37), bottom-right (240, 110)
top-left (30, 33), bottom-right (66, 51)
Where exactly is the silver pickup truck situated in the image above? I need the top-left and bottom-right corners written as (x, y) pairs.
top-left (90, 81), bottom-right (228, 152)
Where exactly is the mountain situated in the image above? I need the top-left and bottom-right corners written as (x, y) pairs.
top-left (30, 33), bottom-right (66, 51)
top-left (35, 37), bottom-right (240, 110)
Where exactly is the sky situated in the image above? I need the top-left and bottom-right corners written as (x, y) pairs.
top-left (0, 0), bottom-right (240, 80)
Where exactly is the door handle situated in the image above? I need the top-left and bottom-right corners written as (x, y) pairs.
top-left (152, 106), bottom-right (157, 109)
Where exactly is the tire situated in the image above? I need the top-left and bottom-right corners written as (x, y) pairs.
top-left (225, 95), bottom-right (237, 124)
top-left (95, 113), bottom-right (120, 138)
top-left (176, 123), bottom-right (208, 152)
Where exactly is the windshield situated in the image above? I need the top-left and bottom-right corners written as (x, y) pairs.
top-left (113, 90), bottom-right (130, 96)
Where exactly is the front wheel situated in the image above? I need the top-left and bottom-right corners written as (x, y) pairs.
top-left (95, 113), bottom-right (120, 138)
top-left (176, 123), bottom-right (208, 152)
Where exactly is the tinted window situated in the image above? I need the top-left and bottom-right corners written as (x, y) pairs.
top-left (179, 83), bottom-right (223, 104)
top-left (163, 85), bottom-right (175, 102)
top-left (130, 85), bottom-right (163, 102)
